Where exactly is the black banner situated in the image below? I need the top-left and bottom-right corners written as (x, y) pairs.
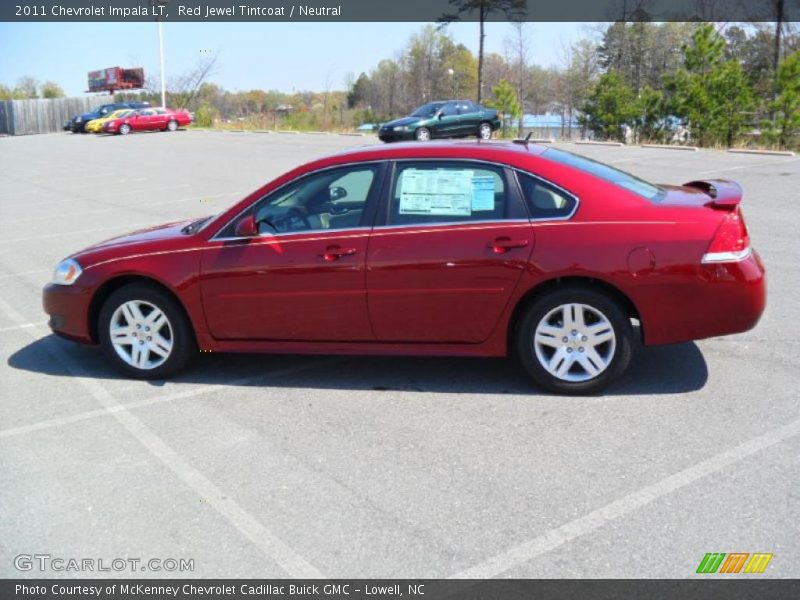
top-left (3, 580), bottom-right (800, 600)
top-left (3, 0), bottom-right (799, 22)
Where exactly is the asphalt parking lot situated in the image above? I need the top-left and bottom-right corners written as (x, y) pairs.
top-left (0, 130), bottom-right (798, 579)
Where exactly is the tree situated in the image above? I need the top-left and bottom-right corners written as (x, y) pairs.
top-left (440, 0), bottom-right (525, 103)
top-left (762, 51), bottom-right (800, 148)
top-left (40, 81), bottom-right (65, 98)
top-left (580, 71), bottom-right (638, 142)
top-left (347, 73), bottom-right (370, 109)
top-left (707, 60), bottom-right (755, 147)
top-left (487, 79), bottom-right (521, 137)
top-left (505, 21), bottom-right (531, 136)
top-left (14, 76), bottom-right (39, 99)
top-left (666, 24), bottom-right (726, 145)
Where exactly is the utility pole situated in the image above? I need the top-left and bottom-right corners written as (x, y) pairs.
top-left (158, 21), bottom-right (166, 108)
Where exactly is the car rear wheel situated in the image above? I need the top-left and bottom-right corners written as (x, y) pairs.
top-left (415, 127), bottom-right (431, 141)
top-left (119, 124), bottom-right (131, 135)
top-left (515, 287), bottom-right (633, 395)
top-left (478, 122), bottom-right (493, 140)
top-left (166, 119), bottom-right (178, 132)
top-left (98, 283), bottom-right (196, 379)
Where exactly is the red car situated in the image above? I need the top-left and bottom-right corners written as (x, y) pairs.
top-left (104, 107), bottom-right (192, 135)
top-left (43, 141), bottom-right (765, 394)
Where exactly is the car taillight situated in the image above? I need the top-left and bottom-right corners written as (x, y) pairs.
top-left (702, 208), bottom-right (751, 263)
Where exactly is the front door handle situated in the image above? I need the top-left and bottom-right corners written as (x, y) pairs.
top-left (321, 245), bottom-right (358, 262)
top-left (488, 237), bottom-right (529, 254)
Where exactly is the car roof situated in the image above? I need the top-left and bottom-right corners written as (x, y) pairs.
top-left (317, 140), bottom-right (549, 168)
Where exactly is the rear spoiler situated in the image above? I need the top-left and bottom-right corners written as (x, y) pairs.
top-left (683, 179), bottom-right (743, 209)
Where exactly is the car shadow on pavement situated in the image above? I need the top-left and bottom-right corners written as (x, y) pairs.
top-left (8, 334), bottom-right (708, 397)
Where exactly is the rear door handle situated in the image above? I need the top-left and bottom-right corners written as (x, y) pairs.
top-left (488, 237), bottom-right (529, 254)
top-left (321, 245), bottom-right (358, 262)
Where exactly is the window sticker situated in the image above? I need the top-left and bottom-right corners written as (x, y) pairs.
top-left (471, 176), bottom-right (495, 211)
top-left (398, 169), bottom-right (474, 216)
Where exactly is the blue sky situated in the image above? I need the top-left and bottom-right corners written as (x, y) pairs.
top-left (0, 22), bottom-right (591, 96)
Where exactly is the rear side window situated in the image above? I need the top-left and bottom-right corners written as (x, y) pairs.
top-left (543, 148), bottom-right (663, 202)
top-left (517, 173), bottom-right (577, 219)
top-left (388, 161), bottom-right (512, 226)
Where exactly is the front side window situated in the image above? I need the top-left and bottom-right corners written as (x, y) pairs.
top-left (411, 103), bottom-right (444, 118)
top-left (517, 173), bottom-right (577, 219)
top-left (139, 109), bottom-right (154, 116)
top-left (387, 162), bottom-right (512, 226)
top-left (222, 165), bottom-right (379, 237)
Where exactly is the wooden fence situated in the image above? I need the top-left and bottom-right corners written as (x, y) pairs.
top-left (0, 96), bottom-right (118, 135)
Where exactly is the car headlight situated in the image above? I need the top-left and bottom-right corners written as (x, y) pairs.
top-left (393, 126), bottom-right (409, 131)
top-left (51, 259), bottom-right (83, 286)
top-left (75, 117), bottom-right (82, 123)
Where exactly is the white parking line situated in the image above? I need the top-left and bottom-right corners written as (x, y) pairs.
top-left (3, 191), bottom-right (244, 224)
top-left (0, 298), bottom-right (325, 578)
top-left (0, 269), bottom-right (50, 281)
top-left (697, 157), bottom-right (797, 176)
top-left (0, 356), bottom-right (344, 439)
top-left (0, 321), bottom-right (46, 333)
top-left (0, 222), bottom-right (157, 244)
top-left (449, 418), bottom-right (800, 579)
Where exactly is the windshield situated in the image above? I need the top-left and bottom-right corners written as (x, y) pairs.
top-left (543, 148), bottom-right (663, 202)
top-left (411, 102), bottom-right (444, 118)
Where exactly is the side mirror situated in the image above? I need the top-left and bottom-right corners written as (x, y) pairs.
top-left (437, 112), bottom-right (444, 120)
top-left (329, 186), bottom-right (347, 201)
top-left (234, 214), bottom-right (258, 237)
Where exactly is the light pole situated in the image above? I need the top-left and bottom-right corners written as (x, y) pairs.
top-left (447, 68), bottom-right (455, 98)
top-left (158, 21), bottom-right (166, 108)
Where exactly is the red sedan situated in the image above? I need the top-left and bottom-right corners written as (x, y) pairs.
top-left (104, 107), bottom-right (192, 135)
top-left (43, 141), bottom-right (765, 394)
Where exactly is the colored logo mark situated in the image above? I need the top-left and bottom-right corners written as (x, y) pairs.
top-left (696, 552), bottom-right (773, 574)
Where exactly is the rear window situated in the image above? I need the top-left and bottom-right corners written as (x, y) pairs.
top-left (543, 148), bottom-right (663, 202)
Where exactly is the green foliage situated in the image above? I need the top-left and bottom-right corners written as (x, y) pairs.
top-left (579, 72), bottom-right (637, 142)
top-left (667, 24), bottom-right (756, 147)
top-left (195, 104), bottom-right (218, 127)
top-left (487, 79), bottom-right (520, 136)
top-left (346, 73), bottom-right (370, 109)
top-left (761, 52), bottom-right (800, 149)
top-left (40, 81), bottom-right (65, 99)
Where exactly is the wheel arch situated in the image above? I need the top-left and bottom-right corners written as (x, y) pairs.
top-left (88, 275), bottom-right (195, 344)
top-left (506, 276), bottom-right (643, 349)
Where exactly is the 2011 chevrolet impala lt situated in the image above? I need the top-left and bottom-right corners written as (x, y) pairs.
top-left (43, 141), bottom-right (766, 394)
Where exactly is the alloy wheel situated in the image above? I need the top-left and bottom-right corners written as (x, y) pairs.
top-left (109, 300), bottom-right (173, 370)
top-left (532, 303), bottom-right (616, 382)
top-left (479, 123), bottom-right (492, 139)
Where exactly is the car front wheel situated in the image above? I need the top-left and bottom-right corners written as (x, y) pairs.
top-left (166, 119), bottom-right (178, 132)
top-left (98, 283), bottom-right (196, 379)
top-left (516, 287), bottom-right (633, 395)
top-left (478, 122), bottom-right (493, 140)
top-left (415, 127), bottom-right (431, 141)
top-left (119, 124), bottom-right (131, 135)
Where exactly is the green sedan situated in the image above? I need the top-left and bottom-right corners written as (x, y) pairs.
top-left (378, 100), bottom-right (502, 142)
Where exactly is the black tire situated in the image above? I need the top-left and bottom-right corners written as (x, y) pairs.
top-left (515, 286), bottom-right (633, 395)
top-left (415, 127), bottom-right (432, 141)
top-left (478, 122), bottom-right (493, 140)
top-left (98, 283), bottom-right (196, 379)
top-left (166, 119), bottom-right (178, 132)
top-left (119, 124), bottom-right (131, 136)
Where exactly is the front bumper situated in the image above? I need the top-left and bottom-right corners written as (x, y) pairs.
top-left (42, 282), bottom-right (94, 344)
top-left (378, 128), bottom-right (414, 142)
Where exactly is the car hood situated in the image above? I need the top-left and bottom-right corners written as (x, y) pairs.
top-left (382, 116), bottom-right (423, 128)
top-left (69, 217), bottom-right (206, 264)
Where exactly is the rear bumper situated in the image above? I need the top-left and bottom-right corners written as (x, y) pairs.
top-left (641, 249), bottom-right (766, 345)
top-left (42, 283), bottom-right (94, 344)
